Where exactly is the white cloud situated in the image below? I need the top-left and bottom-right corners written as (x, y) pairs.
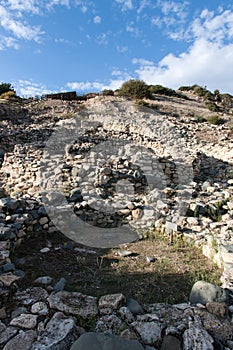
top-left (66, 69), bottom-right (132, 92)
top-left (190, 9), bottom-right (233, 43)
top-left (6, 0), bottom-right (40, 14)
top-left (0, 0), bottom-right (95, 49)
top-left (115, 0), bottom-right (133, 11)
top-left (126, 22), bottom-right (140, 36)
top-left (153, 0), bottom-right (189, 40)
top-left (15, 80), bottom-right (54, 97)
top-left (67, 81), bottom-right (104, 91)
top-left (137, 0), bottom-right (151, 14)
top-left (46, 0), bottom-right (70, 10)
top-left (133, 38), bottom-right (233, 93)
top-left (96, 32), bottom-right (108, 45)
top-left (0, 5), bottom-right (43, 41)
top-left (0, 35), bottom-right (19, 49)
top-left (157, 0), bottom-right (188, 19)
top-left (93, 15), bottom-right (101, 24)
top-left (116, 45), bottom-right (128, 53)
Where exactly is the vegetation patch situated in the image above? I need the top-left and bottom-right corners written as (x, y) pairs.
top-left (12, 229), bottom-right (222, 305)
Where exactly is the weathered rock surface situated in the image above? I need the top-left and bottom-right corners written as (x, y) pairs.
top-left (189, 281), bottom-right (229, 305)
top-left (48, 291), bottom-right (98, 318)
top-left (70, 332), bottom-right (144, 350)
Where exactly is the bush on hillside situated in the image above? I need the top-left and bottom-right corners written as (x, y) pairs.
top-left (206, 115), bottom-right (224, 125)
top-left (179, 84), bottom-right (214, 101)
top-left (149, 84), bottom-right (188, 99)
top-left (0, 90), bottom-right (16, 99)
top-left (205, 101), bottom-right (220, 112)
top-left (0, 82), bottom-right (15, 95)
top-left (102, 89), bottom-right (114, 96)
top-left (118, 79), bottom-right (151, 99)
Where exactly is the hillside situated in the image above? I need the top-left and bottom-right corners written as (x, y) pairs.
top-left (0, 91), bottom-right (233, 349)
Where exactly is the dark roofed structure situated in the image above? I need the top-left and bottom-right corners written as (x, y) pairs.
top-left (43, 91), bottom-right (78, 101)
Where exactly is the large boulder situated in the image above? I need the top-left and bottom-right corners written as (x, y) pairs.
top-left (189, 281), bottom-right (230, 305)
top-left (70, 332), bottom-right (144, 350)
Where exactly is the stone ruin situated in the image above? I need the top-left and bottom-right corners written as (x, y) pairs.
top-left (0, 97), bottom-right (232, 349)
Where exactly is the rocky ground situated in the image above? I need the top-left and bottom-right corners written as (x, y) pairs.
top-left (0, 94), bottom-right (232, 349)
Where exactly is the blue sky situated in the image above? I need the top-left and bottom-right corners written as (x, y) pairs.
top-left (0, 0), bottom-right (233, 97)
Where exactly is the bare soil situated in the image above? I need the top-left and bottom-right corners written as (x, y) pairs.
top-left (12, 230), bottom-right (222, 305)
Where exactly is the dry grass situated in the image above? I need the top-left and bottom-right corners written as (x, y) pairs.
top-left (12, 229), bottom-right (222, 305)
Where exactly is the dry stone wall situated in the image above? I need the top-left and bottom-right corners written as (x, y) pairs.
top-left (0, 97), bottom-right (233, 349)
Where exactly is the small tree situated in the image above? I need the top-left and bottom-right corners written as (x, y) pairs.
top-left (0, 82), bottom-right (15, 95)
top-left (118, 79), bottom-right (151, 99)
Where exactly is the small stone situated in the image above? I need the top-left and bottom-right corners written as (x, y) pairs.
top-left (11, 307), bottom-right (28, 318)
top-left (206, 302), bottom-right (228, 318)
top-left (95, 314), bottom-right (124, 334)
top-left (0, 263), bottom-right (15, 273)
top-left (126, 298), bottom-right (144, 315)
top-left (34, 276), bottom-right (53, 285)
top-left (146, 256), bottom-right (156, 263)
top-left (40, 247), bottom-right (50, 253)
top-left (118, 306), bottom-right (135, 323)
top-left (120, 328), bottom-right (138, 340)
top-left (99, 293), bottom-right (126, 312)
top-left (31, 302), bottom-right (48, 315)
top-left (39, 217), bottom-right (49, 225)
top-left (10, 314), bottom-right (38, 329)
top-left (131, 321), bottom-right (162, 345)
top-left (14, 287), bottom-right (49, 306)
top-left (117, 250), bottom-right (133, 257)
top-left (0, 273), bottom-right (20, 287)
top-left (132, 208), bottom-right (143, 219)
top-left (53, 277), bottom-right (67, 292)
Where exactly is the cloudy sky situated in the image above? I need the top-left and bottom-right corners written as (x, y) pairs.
top-left (0, 0), bottom-right (233, 96)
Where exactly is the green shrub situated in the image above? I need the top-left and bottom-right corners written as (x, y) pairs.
top-left (149, 84), bottom-right (188, 99)
top-left (102, 89), bottom-right (114, 96)
top-left (118, 79), bottom-right (151, 99)
top-left (205, 101), bottom-right (220, 112)
top-left (194, 115), bottom-right (207, 123)
top-left (206, 115), bottom-right (224, 125)
top-left (0, 82), bottom-right (15, 95)
top-left (179, 84), bottom-right (214, 101)
top-left (178, 86), bottom-right (191, 91)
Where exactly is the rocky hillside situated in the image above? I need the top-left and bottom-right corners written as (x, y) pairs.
top-left (0, 92), bottom-right (232, 349)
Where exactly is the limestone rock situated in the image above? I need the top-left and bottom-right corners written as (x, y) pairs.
top-left (189, 281), bottom-right (229, 305)
top-left (95, 314), bottom-right (124, 334)
top-left (14, 287), bottom-right (49, 306)
top-left (31, 302), bottom-right (49, 315)
top-left (183, 324), bottom-right (214, 350)
top-left (131, 321), bottom-right (162, 345)
top-left (3, 330), bottom-right (37, 350)
top-left (10, 313), bottom-right (38, 329)
top-left (98, 293), bottom-right (125, 314)
top-left (31, 312), bottom-right (78, 350)
top-left (206, 302), bottom-right (228, 318)
top-left (0, 325), bottom-right (18, 348)
top-left (48, 291), bottom-right (98, 318)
